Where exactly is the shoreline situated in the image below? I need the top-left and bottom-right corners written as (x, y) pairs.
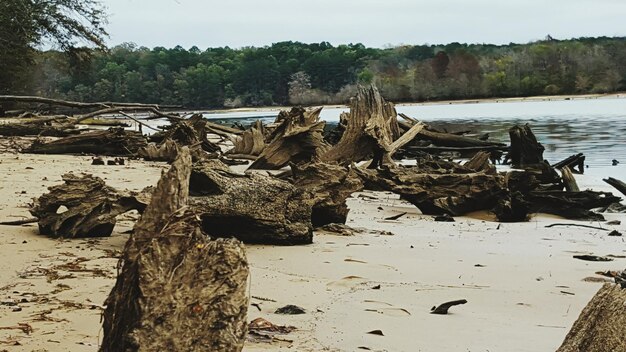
top-left (0, 152), bottom-right (624, 351)
top-left (200, 92), bottom-right (626, 115)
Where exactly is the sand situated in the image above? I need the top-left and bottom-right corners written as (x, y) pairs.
top-left (0, 152), bottom-right (624, 351)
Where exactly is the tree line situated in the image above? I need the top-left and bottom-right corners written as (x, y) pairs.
top-left (2, 1), bottom-right (625, 108)
top-left (17, 37), bottom-right (626, 108)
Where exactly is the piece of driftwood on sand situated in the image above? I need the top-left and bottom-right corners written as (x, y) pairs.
top-left (29, 173), bottom-right (150, 238)
top-left (556, 283), bottom-right (626, 352)
top-left (101, 147), bottom-right (249, 352)
top-left (189, 159), bottom-right (314, 245)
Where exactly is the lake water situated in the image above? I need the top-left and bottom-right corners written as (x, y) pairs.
top-left (199, 97), bottom-right (626, 182)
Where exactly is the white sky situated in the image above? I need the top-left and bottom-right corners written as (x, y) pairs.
top-left (101, 0), bottom-right (626, 49)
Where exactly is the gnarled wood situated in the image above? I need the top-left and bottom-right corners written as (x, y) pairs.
top-left (603, 177), bottom-right (626, 197)
top-left (553, 153), bottom-right (585, 174)
top-left (507, 124), bottom-right (545, 168)
top-left (320, 85), bottom-right (398, 165)
top-left (557, 283), bottom-right (626, 352)
top-left (527, 190), bottom-right (620, 220)
top-left (29, 174), bottom-right (150, 238)
top-left (291, 162), bottom-right (364, 227)
top-left (464, 151), bottom-right (496, 174)
top-left (560, 166), bottom-right (580, 192)
top-left (101, 148), bottom-right (249, 352)
top-left (355, 166), bottom-right (505, 216)
top-left (228, 120), bottom-right (266, 156)
top-left (189, 165), bottom-right (313, 245)
top-left (26, 127), bottom-right (147, 155)
top-left (248, 107), bottom-right (330, 170)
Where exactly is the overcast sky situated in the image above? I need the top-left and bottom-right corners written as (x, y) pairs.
top-left (101, 0), bottom-right (626, 49)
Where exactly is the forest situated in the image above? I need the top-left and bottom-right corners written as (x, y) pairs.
top-left (5, 37), bottom-right (626, 108)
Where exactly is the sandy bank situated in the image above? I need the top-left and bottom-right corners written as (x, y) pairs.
top-left (0, 153), bottom-right (624, 351)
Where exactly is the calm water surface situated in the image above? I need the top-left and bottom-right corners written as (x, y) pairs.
top-left (201, 97), bottom-right (626, 180)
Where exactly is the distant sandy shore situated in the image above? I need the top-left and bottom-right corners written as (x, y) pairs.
top-left (199, 92), bottom-right (626, 115)
top-left (0, 151), bottom-right (624, 351)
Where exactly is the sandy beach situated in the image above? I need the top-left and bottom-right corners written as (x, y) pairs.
top-left (0, 151), bottom-right (624, 351)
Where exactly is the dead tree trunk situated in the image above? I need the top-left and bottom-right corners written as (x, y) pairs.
top-left (527, 190), bottom-right (620, 220)
top-left (553, 153), bottom-right (585, 174)
top-left (355, 166), bottom-right (505, 216)
top-left (603, 177), bottom-right (626, 197)
top-left (26, 128), bottom-right (147, 155)
top-left (29, 174), bottom-right (150, 238)
top-left (0, 123), bottom-right (78, 137)
top-left (556, 283), bottom-right (626, 352)
top-left (101, 148), bottom-right (249, 352)
top-left (189, 162), bottom-right (314, 244)
top-left (290, 162), bottom-right (364, 227)
top-left (248, 107), bottom-right (330, 169)
top-left (507, 124), bottom-right (545, 168)
top-left (464, 151), bottom-right (497, 174)
top-left (320, 85), bottom-right (398, 165)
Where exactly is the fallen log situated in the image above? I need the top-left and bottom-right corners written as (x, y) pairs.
top-left (29, 173), bottom-right (150, 238)
top-left (0, 95), bottom-right (179, 109)
top-left (355, 166), bottom-right (505, 216)
top-left (556, 283), bottom-right (626, 352)
top-left (290, 162), bottom-right (363, 227)
top-left (101, 148), bottom-right (249, 352)
top-left (189, 163), bottom-right (314, 245)
top-left (527, 190), bottom-right (620, 220)
top-left (506, 124), bottom-right (545, 168)
top-left (248, 107), bottom-right (330, 170)
top-left (26, 127), bottom-right (147, 155)
top-left (0, 122), bottom-right (78, 137)
top-left (553, 153), bottom-right (585, 174)
top-left (603, 177), bottom-right (626, 197)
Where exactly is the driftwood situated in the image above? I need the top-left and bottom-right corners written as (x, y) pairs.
top-left (560, 166), bottom-right (580, 192)
top-left (189, 163), bottom-right (313, 245)
top-left (26, 127), bottom-right (147, 155)
top-left (355, 166), bottom-right (505, 216)
top-left (0, 95), bottom-right (178, 109)
top-left (101, 148), bottom-right (249, 352)
top-left (506, 124), bottom-right (545, 168)
top-left (603, 177), bottom-right (626, 197)
top-left (430, 299), bottom-right (468, 315)
top-left (527, 190), bottom-right (620, 220)
top-left (321, 85), bottom-right (399, 165)
top-left (464, 151), bottom-right (496, 174)
top-left (556, 283), bottom-right (626, 352)
top-left (0, 122), bottom-right (78, 137)
top-left (228, 120), bottom-right (266, 156)
top-left (29, 174), bottom-right (150, 238)
top-left (139, 114), bottom-right (220, 162)
top-left (290, 162), bottom-right (363, 227)
top-left (249, 107), bottom-right (330, 170)
top-left (553, 153), bottom-right (585, 174)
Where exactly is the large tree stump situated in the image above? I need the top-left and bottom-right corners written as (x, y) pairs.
top-left (26, 127), bottom-right (147, 155)
top-left (248, 107), bottom-right (330, 170)
top-left (189, 165), bottom-right (313, 245)
top-left (29, 174), bottom-right (149, 238)
top-left (291, 162), bottom-right (364, 227)
top-left (320, 85), bottom-right (399, 165)
top-left (101, 147), bottom-right (249, 352)
top-left (355, 166), bottom-right (505, 216)
top-left (557, 283), bottom-right (626, 352)
top-left (228, 120), bottom-right (266, 156)
top-left (139, 114), bottom-right (220, 162)
top-left (507, 124), bottom-right (545, 168)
